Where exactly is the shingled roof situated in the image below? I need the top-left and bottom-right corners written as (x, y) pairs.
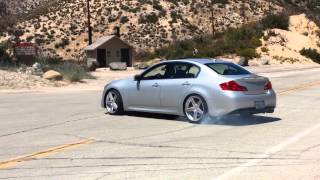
top-left (84, 35), bottom-right (132, 51)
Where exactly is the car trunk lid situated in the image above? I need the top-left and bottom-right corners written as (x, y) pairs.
top-left (236, 75), bottom-right (269, 95)
top-left (221, 74), bottom-right (269, 95)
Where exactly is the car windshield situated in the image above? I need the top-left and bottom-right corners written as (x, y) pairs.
top-left (206, 63), bottom-right (251, 75)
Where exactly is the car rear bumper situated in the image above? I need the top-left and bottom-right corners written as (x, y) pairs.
top-left (207, 90), bottom-right (277, 117)
top-left (228, 106), bottom-right (275, 115)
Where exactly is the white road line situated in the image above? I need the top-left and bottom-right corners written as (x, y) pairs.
top-left (215, 122), bottom-right (320, 180)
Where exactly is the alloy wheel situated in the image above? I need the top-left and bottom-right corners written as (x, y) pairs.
top-left (106, 91), bottom-right (119, 114)
top-left (185, 95), bottom-right (206, 122)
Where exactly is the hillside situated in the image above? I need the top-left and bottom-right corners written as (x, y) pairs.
top-left (0, 0), bottom-right (320, 60)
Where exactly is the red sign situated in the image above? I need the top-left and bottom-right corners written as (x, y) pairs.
top-left (14, 43), bottom-right (37, 56)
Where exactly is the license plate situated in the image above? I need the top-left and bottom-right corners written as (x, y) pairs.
top-left (255, 101), bottom-right (266, 109)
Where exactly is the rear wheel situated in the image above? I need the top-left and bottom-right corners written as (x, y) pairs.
top-left (184, 95), bottom-right (208, 124)
top-left (105, 89), bottom-right (124, 115)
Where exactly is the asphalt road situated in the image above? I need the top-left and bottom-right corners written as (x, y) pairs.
top-left (1, 67), bottom-right (320, 180)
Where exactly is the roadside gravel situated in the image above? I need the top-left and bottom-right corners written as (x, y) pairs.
top-left (0, 70), bottom-right (65, 90)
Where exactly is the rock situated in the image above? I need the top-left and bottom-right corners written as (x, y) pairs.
top-left (43, 70), bottom-right (62, 80)
top-left (260, 57), bottom-right (270, 65)
top-left (134, 63), bottom-right (149, 70)
top-left (87, 58), bottom-right (99, 71)
top-left (109, 62), bottom-right (127, 71)
top-left (31, 62), bottom-right (43, 76)
top-left (147, 58), bottom-right (163, 66)
top-left (238, 57), bottom-right (249, 66)
top-left (32, 62), bottom-right (41, 70)
top-left (265, 30), bottom-right (288, 46)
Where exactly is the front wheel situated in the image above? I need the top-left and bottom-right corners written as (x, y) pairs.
top-left (184, 95), bottom-right (208, 124)
top-left (105, 89), bottom-right (124, 115)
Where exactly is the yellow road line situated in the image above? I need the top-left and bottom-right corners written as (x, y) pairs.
top-left (278, 81), bottom-right (320, 95)
top-left (0, 138), bottom-right (95, 169)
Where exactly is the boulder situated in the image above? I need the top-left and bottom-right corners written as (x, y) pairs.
top-left (147, 58), bottom-right (163, 66)
top-left (87, 58), bottom-right (99, 71)
top-left (31, 62), bottom-right (43, 76)
top-left (109, 62), bottom-right (127, 71)
top-left (260, 57), bottom-right (270, 65)
top-left (32, 62), bottom-right (41, 69)
top-left (43, 70), bottom-right (62, 80)
top-left (238, 57), bottom-right (249, 66)
top-left (134, 63), bottom-right (149, 70)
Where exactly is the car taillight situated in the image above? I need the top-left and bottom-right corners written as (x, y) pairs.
top-left (219, 81), bottom-right (248, 91)
top-left (264, 81), bottom-right (272, 90)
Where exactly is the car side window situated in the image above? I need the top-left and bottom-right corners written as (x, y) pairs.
top-left (142, 64), bottom-right (168, 80)
top-left (167, 63), bottom-right (200, 79)
top-left (187, 65), bottom-right (200, 78)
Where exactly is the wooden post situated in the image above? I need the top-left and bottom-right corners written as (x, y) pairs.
top-left (86, 0), bottom-right (93, 45)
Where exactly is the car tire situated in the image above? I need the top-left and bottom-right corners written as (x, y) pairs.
top-left (105, 89), bottom-right (124, 115)
top-left (184, 94), bottom-right (208, 124)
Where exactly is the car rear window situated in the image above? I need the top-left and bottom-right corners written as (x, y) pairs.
top-left (206, 63), bottom-right (251, 75)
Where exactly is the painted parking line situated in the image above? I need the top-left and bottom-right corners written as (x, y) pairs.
top-left (0, 138), bottom-right (95, 169)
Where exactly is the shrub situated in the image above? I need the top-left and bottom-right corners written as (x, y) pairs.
top-left (139, 13), bottom-right (287, 61)
top-left (300, 48), bottom-right (320, 63)
top-left (54, 38), bottom-right (70, 49)
top-left (237, 48), bottom-right (258, 60)
top-left (35, 55), bottom-right (61, 67)
top-left (35, 55), bottom-right (94, 82)
top-left (138, 12), bottom-right (159, 24)
top-left (120, 16), bottom-right (129, 24)
top-left (35, 38), bottom-right (45, 45)
top-left (261, 13), bottom-right (289, 30)
top-left (0, 41), bottom-right (15, 68)
top-left (54, 62), bottom-right (94, 82)
top-left (153, 0), bottom-right (163, 12)
top-left (261, 47), bottom-right (269, 53)
top-left (170, 11), bottom-right (182, 23)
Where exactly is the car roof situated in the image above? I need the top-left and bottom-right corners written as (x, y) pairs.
top-left (167, 58), bottom-right (231, 65)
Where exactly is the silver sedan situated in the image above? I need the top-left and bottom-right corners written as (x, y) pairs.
top-left (101, 59), bottom-right (276, 123)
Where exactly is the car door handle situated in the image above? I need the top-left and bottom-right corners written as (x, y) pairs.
top-left (182, 82), bottom-right (191, 86)
top-left (152, 83), bottom-right (159, 88)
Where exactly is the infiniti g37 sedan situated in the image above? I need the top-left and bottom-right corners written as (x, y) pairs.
top-left (101, 59), bottom-right (276, 123)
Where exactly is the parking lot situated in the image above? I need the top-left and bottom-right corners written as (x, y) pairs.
top-left (1, 67), bottom-right (320, 179)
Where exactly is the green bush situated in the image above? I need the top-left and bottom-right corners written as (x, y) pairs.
top-left (300, 48), bottom-right (320, 63)
top-left (139, 13), bottom-right (288, 61)
top-left (261, 13), bottom-right (289, 30)
top-left (143, 23), bottom-right (263, 60)
top-left (138, 12), bottom-right (159, 24)
top-left (35, 55), bottom-right (95, 82)
top-left (0, 41), bottom-right (15, 68)
top-left (35, 55), bottom-right (61, 66)
top-left (120, 16), bottom-right (129, 24)
top-left (54, 62), bottom-right (94, 82)
top-left (261, 47), bottom-right (269, 53)
top-left (237, 48), bottom-right (258, 60)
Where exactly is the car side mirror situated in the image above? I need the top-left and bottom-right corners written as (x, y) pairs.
top-left (134, 74), bottom-right (142, 81)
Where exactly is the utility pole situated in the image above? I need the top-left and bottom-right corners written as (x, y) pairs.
top-left (211, 6), bottom-right (215, 38)
top-left (209, 0), bottom-right (215, 38)
top-left (86, 0), bottom-right (93, 45)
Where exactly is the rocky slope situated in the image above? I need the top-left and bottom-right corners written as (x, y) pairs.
top-left (254, 14), bottom-right (320, 65)
top-left (0, 0), bottom-right (319, 60)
